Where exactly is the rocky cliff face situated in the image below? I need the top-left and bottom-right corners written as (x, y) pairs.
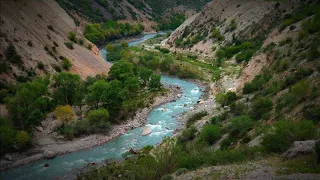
top-left (0, 0), bottom-right (110, 81)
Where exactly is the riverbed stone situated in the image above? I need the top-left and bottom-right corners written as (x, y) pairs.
top-left (43, 150), bottom-right (57, 159)
top-left (141, 127), bottom-right (151, 136)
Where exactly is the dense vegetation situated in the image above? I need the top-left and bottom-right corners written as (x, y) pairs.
top-left (157, 14), bottom-right (186, 31)
top-left (84, 20), bottom-right (144, 45)
top-left (0, 57), bottom-right (163, 154)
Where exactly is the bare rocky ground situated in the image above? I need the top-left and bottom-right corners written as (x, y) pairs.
top-left (174, 156), bottom-right (320, 180)
top-left (0, 85), bottom-right (182, 171)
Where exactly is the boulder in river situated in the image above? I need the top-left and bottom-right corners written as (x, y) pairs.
top-left (44, 164), bottom-right (49, 167)
top-left (43, 150), bottom-right (57, 159)
top-left (141, 127), bottom-right (151, 136)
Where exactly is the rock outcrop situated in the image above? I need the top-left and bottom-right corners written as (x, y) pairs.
top-left (282, 140), bottom-right (317, 160)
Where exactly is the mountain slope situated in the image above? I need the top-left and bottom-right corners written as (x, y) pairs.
top-left (0, 0), bottom-right (110, 81)
top-left (164, 0), bottom-right (302, 55)
top-left (55, 0), bottom-right (212, 32)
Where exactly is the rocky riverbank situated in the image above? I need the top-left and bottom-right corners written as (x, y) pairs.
top-left (0, 85), bottom-right (182, 171)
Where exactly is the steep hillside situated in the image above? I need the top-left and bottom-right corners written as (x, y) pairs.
top-left (0, 0), bottom-right (110, 81)
top-left (165, 0), bottom-right (302, 55)
top-left (56, 0), bottom-right (211, 32)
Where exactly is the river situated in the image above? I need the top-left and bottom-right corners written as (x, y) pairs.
top-left (0, 33), bottom-right (202, 180)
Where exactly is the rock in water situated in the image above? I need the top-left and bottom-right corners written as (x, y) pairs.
top-left (44, 164), bottom-right (49, 167)
top-left (282, 140), bottom-right (316, 160)
top-left (44, 150), bottom-right (57, 159)
top-left (141, 127), bottom-right (151, 136)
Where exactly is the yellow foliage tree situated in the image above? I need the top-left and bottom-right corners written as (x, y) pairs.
top-left (53, 105), bottom-right (75, 124)
top-left (15, 130), bottom-right (29, 147)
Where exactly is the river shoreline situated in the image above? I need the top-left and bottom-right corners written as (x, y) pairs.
top-left (0, 84), bottom-right (182, 172)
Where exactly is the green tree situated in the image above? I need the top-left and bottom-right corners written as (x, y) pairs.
top-left (5, 44), bottom-right (22, 64)
top-left (109, 60), bottom-right (134, 81)
top-left (101, 80), bottom-right (123, 119)
top-left (87, 80), bottom-right (109, 108)
top-left (52, 72), bottom-right (83, 105)
top-left (86, 108), bottom-right (110, 129)
top-left (149, 74), bottom-right (161, 91)
top-left (138, 67), bottom-right (153, 85)
top-left (125, 77), bottom-right (141, 93)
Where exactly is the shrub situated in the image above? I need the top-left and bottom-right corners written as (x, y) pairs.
top-left (220, 136), bottom-right (236, 150)
top-left (37, 62), bottom-right (45, 69)
top-left (87, 43), bottom-right (93, 50)
top-left (211, 113), bottom-right (228, 124)
top-left (5, 44), bottom-right (22, 65)
top-left (303, 106), bottom-right (320, 123)
top-left (216, 92), bottom-right (237, 107)
top-left (68, 31), bottom-right (77, 42)
top-left (200, 125), bottom-right (221, 145)
top-left (250, 97), bottom-right (273, 120)
top-left (79, 39), bottom-right (84, 45)
top-left (61, 57), bottom-right (72, 70)
top-left (86, 108), bottom-right (110, 129)
top-left (65, 42), bottom-right (74, 49)
top-left (211, 28), bottom-right (224, 41)
top-left (0, 61), bottom-right (11, 73)
top-left (230, 102), bottom-right (247, 116)
top-left (53, 105), bottom-right (75, 124)
top-left (0, 117), bottom-right (15, 155)
top-left (47, 25), bottom-right (54, 31)
top-left (291, 80), bottom-right (310, 99)
top-left (235, 49), bottom-right (256, 63)
top-left (186, 111), bottom-right (208, 128)
top-left (179, 126), bottom-right (197, 142)
top-left (262, 120), bottom-right (316, 153)
top-left (15, 131), bottom-right (29, 148)
top-left (228, 115), bottom-right (253, 137)
top-left (243, 73), bottom-right (272, 94)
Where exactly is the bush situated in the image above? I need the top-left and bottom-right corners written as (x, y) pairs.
top-left (250, 97), bottom-right (273, 120)
top-left (53, 105), bottom-right (75, 124)
top-left (5, 44), bottom-right (22, 65)
top-left (27, 109), bottom-right (44, 127)
top-left (179, 126), bottom-right (197, 143)
top-left (216, 92), bottom-right (237, 107)
top-left (243, 73), bottom-right (272, 94)
top-left (228, 115), bottom-right (254, 137)
top-left (65, 42), bottom-right (74, 49)
top-left (230, 102), bottom-right (247, 116)
top-left (220, 136), bottom-right (236, 150)
top-left (211, 113), bottom-right (228, 124)
top-left (303, 106), bottom-right (320, 123)
top-left (79, 39), bottom-right (84, 45)
top-left (235, 49), bottom-right (256, 62)
top-left (86, 108), bottom-right (110, 129)
top-left (61, 58), bottom-right (72, 70)
top-left (15, 130), bottom-right (29, 148)
top-left (262, 120), bottom-right (317, 153)
top-left (161, 174), bottom-right (173, 180)
top-left (47, 25), bottom-right (54, 31)
top-left (186, 111), bottom-right (208, 128)
top-left (37, 62), bottom-right (45, 70)
top-left (68, 31), bottom-right (77, 42)
top-left (200, 125), bottom-right (221, 145)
